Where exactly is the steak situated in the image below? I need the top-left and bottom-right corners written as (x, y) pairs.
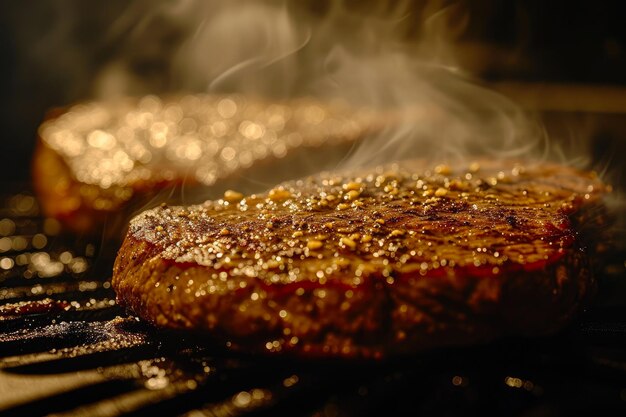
top-left (33, 94), bottom-right (381, 235)
top-left (112, 159), bottom-right (607, 358)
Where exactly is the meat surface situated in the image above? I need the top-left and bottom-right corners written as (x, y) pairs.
top-left (112, 159), bottom-right (607, 358)
top-left (33, 94), bottom-right (381, 235)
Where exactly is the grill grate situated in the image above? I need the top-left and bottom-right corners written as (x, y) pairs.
top-left (1, 189), bottom-right (626, 416)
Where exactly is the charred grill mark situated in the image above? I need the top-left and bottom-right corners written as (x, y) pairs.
top-left (506, 216), bottom-right (518, 228)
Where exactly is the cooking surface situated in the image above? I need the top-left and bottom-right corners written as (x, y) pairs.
top-left (1, 189), bottom-right (625, 416)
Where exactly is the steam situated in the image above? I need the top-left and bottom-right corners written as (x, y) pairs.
top-left (16, 0), bottom-right (564, 172)
top-left (16, 0), bottom-right (613, 179)
top-left (126, 1), bottom-right (554, 169)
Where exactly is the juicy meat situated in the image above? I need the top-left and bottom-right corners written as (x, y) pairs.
top-left (33, 94), bottom-right (381, 235)
top-left (112, 160), bottom-right (607, 358)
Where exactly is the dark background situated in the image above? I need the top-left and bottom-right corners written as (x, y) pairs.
top-left (1, 0), bottom-right (626, 182)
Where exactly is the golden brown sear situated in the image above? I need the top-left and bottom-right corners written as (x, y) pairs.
top-left (113, 159), bottom-right (607, 358)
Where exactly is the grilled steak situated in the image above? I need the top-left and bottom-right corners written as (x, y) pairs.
top-left (112, 160), bottom-right (607, 358)
top-left (33, 94), bottom-right (380, 235)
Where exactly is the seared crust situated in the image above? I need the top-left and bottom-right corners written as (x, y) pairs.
top-left (33, 95), bottom-right (380, 235)
top-left (112, 160), bottom-right (606, 358)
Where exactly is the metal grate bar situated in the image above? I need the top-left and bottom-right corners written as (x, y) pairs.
top-left (0, 304), bottom-right (121, 333)
top-left (0, 379), bottom-right (141, 417)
